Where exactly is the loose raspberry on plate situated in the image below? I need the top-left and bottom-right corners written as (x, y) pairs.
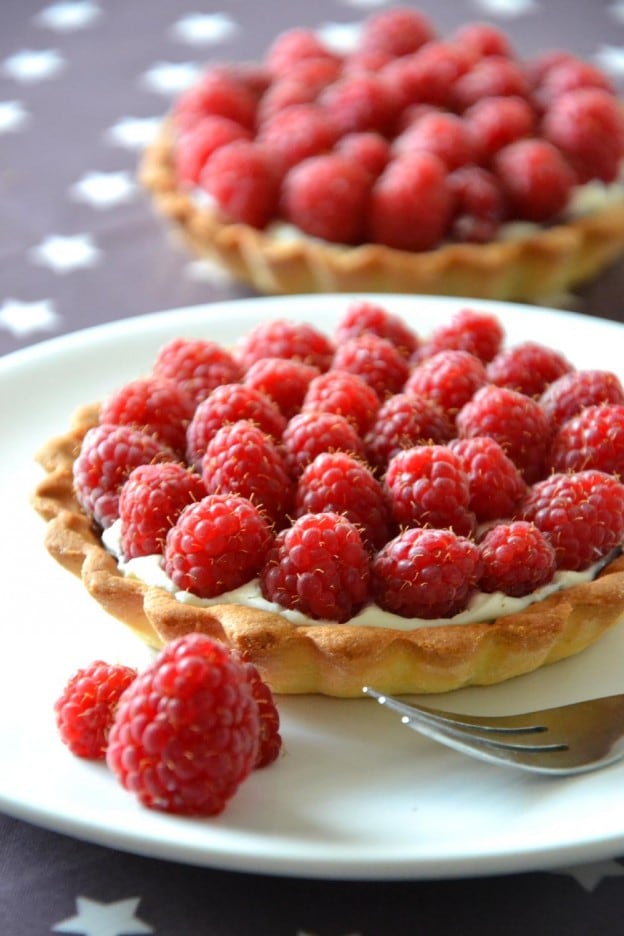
top-left (333, 300), bottom-right (419, 358)
top-left (302, 369), bottom-right (380, 436)
top-left (281, 410), bottom-right (366, 478)
top-left (404, 349), bottom-right (488, 423)
top-left (478, 521), bottom-right (556, 598)
top-left (99, 376), bottom-right (195, 456)
top-left (200, 140), bottom-right (282, 229)
top-left (260, 512), bottom-right (370, 623)
top-left (520, 470), bottom-right (624, 571)
top-left (548, 404), bottom-right (624, 477)
top-left (364, 393), bottom-right (452, 470)
top-left (368, 151), bottom-right (453, 252)
top-left (201, 420), bottom-right (294, 528)
top-left (241, 659), bottom-right (282, 768)
top-left (494, 138), bottom-right (575, 222)
top-left (331, 332), bottom-right (410, 400)
top-left (393, 111), bottom-right (476, 171)
top-left (73, 424), bottom-right (175, 529)
top-left (152, 337), bottom-right (243, 407)
top-left (243, 356), bottom-right (320, 419)
top-left (164, 493), bottom-right (273, 598)
top-left (540, 369), bottom-right (624, 426)
top-left (172, 68), bottom-right (258, 135)
top-left (542, 87), bottom-right (624, 183)
top-left (107, 634), bottom-right (260, 815)
top-left (295, 452), bottom-right (391, 551)
top-left (281, 153), bottom-right (372, 245)
top-left (258, 104), bottom-right (340, 171)
top-left (384, 444), bottom-right (476, 536)
top-left (486, 340), bottom-right (574, 398)
top-left (358, 6), bottom-right (436, 59)
top-left (447, 166), bottom-right (505, 243)
top-left (175, 115), bottom-right (252, 187)
top-left (422, 307), bottom-right (504, 364)
top-left (186, 383), bottom-right (287, 469)
top-left (55, 661), bottom-right (137, 760)
top-left (449, 436), bottom-right (527, 523)
top-left (119, 462), bottom-right (206, 559)
top-left (235, 318), bottom-right (335, 372)
top-left (372, 527), bottom-right (482, 619)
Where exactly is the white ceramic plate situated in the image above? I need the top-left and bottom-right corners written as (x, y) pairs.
top-left (2, 294), bottom-right (624, 881)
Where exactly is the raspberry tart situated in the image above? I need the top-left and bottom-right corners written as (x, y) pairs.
top-left (33, 299), bottom-right (624, 697)
top-left (141, 8), bottom-right (624, 301)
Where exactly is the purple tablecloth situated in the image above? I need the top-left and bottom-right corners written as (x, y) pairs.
top-left (2, 1), bottom-right (624, 933)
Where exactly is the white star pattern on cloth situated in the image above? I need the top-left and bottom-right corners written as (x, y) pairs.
top-left (30, 233), bottom-right (101, 273)
top-left (171, 12), bottom-right (239, 46)
top-left (184, 258), bottom-right (238, 285)
top-left (316, 22), bottom-right (363, 54)
top-left (104, 115), bottom-right (162, 150)
top-left (548, 859), bottom-right (624, 892)
top-left (0, 100), bottom-right (29, 133)
top-left (70, 170), bottom-right (137, 208)
top-left (34, 0), bottom-right (102, 31)
top-left (2, 48), bottom-right (66, 83)
top-left (338, 0), bottom-right (388, 8)
top-left (472, 0), bottom-right (538, 14)
top-left (609, 1), bottom-right (624, 23)
top-left (52, 896), bottom-right (153, 936)
top-left (594, 44), bottom-right (624, 77)
top-left (140, 61), bottom-right (202, 96)
top-left (0, 298), bottom-right (61, 337)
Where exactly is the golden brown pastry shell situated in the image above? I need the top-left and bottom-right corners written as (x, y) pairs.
top-left (32, 404), bottom-right (624, 697)
top-left (140, 121), bottom-right (624, 303)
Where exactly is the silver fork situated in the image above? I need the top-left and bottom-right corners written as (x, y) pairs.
top-left (362, 687), bottom-right (624, 775)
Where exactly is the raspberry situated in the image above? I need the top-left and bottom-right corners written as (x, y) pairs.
top-left (295, 452), bottom-right (391, 551)
top-left (542, 88), bottom-right (624, 184)
top-left (331, 333), bottom-right (410, 400)
top-left (281, 410), bottom-right (366, 478)
top-left (382, 42), bottom-right (471, 110)
top-left (302, 369), bottom-right (380, 435)
top-left (174, 115), bottom-right (252, 186)
top-left (540, 369), bottom-right (624, 426)
top-left (99, 376), bottom-right (195, 456)
top-left (535, 58), bottom-right (615, 109)
top-left (334, 132), bottom-right (391, 178)
top-left (163, 494), bottom-right (273, 598)
top-left (260, 512), bottom-right (370, 622)
top-left (371, 527), bottom-right (482, 619)
top-left (449, 436), bottom-right (527, 523)
top-left (452, 56), bottom-right (531, 112)
top-left (384, 444), bottom-right (475, 536)
top-left (258, 104), bottom-right (339, 171)
top-left (333, 300), bottom-right (419, 358)
top-left (243, 357), bottom-right (320, 419)
top-left (234, 318), bottom-right (335, 372)
top-left (282, 153), bottom-right (372, 245)
top-left (394, 112), bottom-right (476, 171)
top-left (201, 420), bottom-right (294, 528)
top-left (525, 50), bottom-right (575, 88)
top-left (404, 350), bottom-right (488, 423)
top-left (119, 462), bottom-right (206, 558)
top-left (186, 383), bottom-right (286, 469)
top-left (358, 6), bottom-right (435, 59)
top-left (520, 470), bottom-right (624, 571)
top-left (73, 424), bottom-right (174, 529)
top-left (320, 72), bottom-right (400, 136)
top-left (486, 341), bottom-right (574, 398)
top-left (447, 166), bottom-right (505, 243)
top-left (464, 95), bottom-right (535, 164)
top-left (369, 152), bottom-right (452, 252)
top-left (256, 78), bottom-right (320, 125)
top-left (55, 661), bottom-right (137, 760)
top-left (456, 384), bottom-right (551, 483)
top-left (265, 28), bottom-right (339, 78)
top-left (452, 22), bottom-right (514, 60)
top-left (106, 634), bottom-right (260, 815)
top-left (173, 69), bottom-right (257, 135)
top-left (200, 140), bottom-right (281, 229)
top-left (548, 404), bottom-right (624, 477)
top-left (423, 307), bottom-right (504, 363)
top-left (152, 337), bottom-right (243, 407)
top-left (364, 393), bottom-right (452, 470)
top-left (494, 138), bottom-right (575, 223)
top-left (478, 521), bottom-right (556, 597)
top-left (241, 660), bottom-right (282, 768)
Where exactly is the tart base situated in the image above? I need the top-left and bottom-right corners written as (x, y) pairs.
top-left (32, 406), bottom-right (624, 697)
top-left (140, 121), bottom-right (624, 304)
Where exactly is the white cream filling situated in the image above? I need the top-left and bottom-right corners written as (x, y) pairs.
top-left (101, 521), bottom-right (607, 631)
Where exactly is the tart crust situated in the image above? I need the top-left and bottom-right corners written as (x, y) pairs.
top-left (140, 120), bottom-right (624, 303)
top-left (32, 405), bottom-right (624, 697)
